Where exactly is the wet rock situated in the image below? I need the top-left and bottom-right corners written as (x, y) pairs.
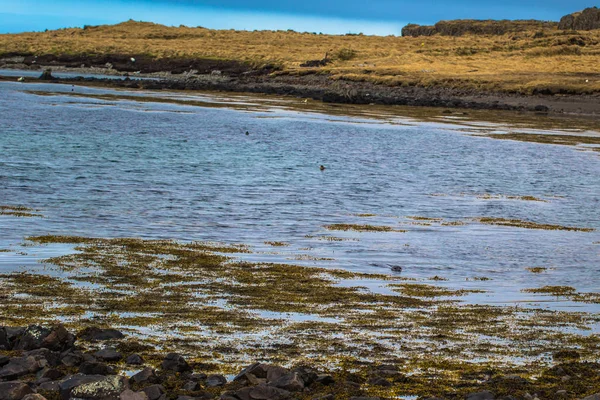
top-left (182, 381), bottom-right (200, 391)
top-left (266, 367), bottom-right (288, 383)
top-left (0, 329), bottom-right (8, 350)
top-left (131, 367), bottom-right (158, 384)
top-left (94, 348), bottom-right (122, 362)
top-left (79, 361), bottom-right (115, 375)
top-left (189, 373), bottom-right (207, 382)
top-left (40, 325), bottom-right (74, 351)
top-left (78, 328), bottom-right (125, 341)
top-left (120, 389), bottom-right (149, 400)
top-left (126, 354), bottom-right (144, 366)
top-left (37, 381), bottom-right (60, 392)
top-left (59, 375), bottom-right (108, 399)
top-left (12, 325), bottom-right (51, 351)
top-left (235, 385), bottom-right (290, 400)
top-left (368, 377), bottom-right (391, 387)
top-left (161, 353), bottom-right (191, 373)
top-left (0, 356), bottom-right (9, 368)
top-left (26, 349), bottom-right (60, 367)
top-left (315, 374), bottom-right (334, 385)
top-left (39, 69), bottom-right (54, 81)
top-left (37, 367), bottom-right (64, 381)
top-left (60, 352), bottom-right (83, 367)
top-left (270, 372), bottom-right (304, 392)
top-left (234, 363), bottom-right (269, 381)
top-left (0, 381), bottom-right (34, 400)
top-left (466, 391), bottom-right (495, 400)
top-left (23, 395), bottom-right (47, 400)
top-left (141, 384), bottom-right (165, 400)
top-left (582, 394), bottom-right (600, 400)
top-left (291, 367), bottom-right (317, 386)
top-left (0, 355), bottom-right (48, 380)
top-left (206, 374), bottom-right (227, 387)
top-left (69, 375), bottom-right (128, 400)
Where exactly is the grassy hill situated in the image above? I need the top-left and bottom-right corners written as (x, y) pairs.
top-left (1, 20), bottom-right (600, 95)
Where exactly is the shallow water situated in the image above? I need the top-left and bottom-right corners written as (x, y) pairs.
top-left (1, 81), bottom-right (599, 311)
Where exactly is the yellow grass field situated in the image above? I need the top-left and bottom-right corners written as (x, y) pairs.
top-left (1, 20), bottom-right (600, 94)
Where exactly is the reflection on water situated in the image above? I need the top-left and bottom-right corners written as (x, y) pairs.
top-left (0, 81), bottom-right (599, 311)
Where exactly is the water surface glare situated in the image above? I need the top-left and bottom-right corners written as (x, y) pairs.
top-left (1, 81), bottom-right (599, 309)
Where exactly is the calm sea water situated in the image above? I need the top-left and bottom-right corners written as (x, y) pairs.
top-left (1, 80), bottom-right (599, 309)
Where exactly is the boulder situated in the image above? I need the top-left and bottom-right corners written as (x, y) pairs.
top-left (182, 381), bottom-right (200, 391)
top-left (12, 326), bottom-right (52, 351)
top-left (582, 394), bottom-right (600, 400)
top-left (23, 395), bottom-right (47, 400)
top-left (235, 385), bottom-right (290, 400)
top-left (234, 364), bottom-right (269, 381)
top-left (120, 389), bottom-right (149, 400)
top-left (37, 381), bottom-right (60, 393)
top-left (36, 368), bottom-right (64, 381)
top-left (78, 328), bottom-right (125, 341)
top-left (266, 367), bottom-right (288, 384)
top-left (94, 349), bottom-right (122, 362)
top-left (270, 372), bottom-right (304, 392)
top-left (206, 374), bottom-right (227, 387)
top-left (0, 356), bottom-right (9, 368)
top-left (69, 375), bottom-right (128, 400)
top-left (141, 384), bottom-right (165, 400)
top-left (60, 352), bottom-right (83, 367)
top-left (39, 69), bottom-right (54, 81)
top-left (0, 329), bottom-right (8, 350)
top-left (559, 7), bottom-right (600, 30)
top-left (0, 355), bottom-right (48, 380)
top-left (131, 367), bottom-right (158, 384)
top-left (161, 353), bottom-right (191, 373)
top-left (0, 382), bottom-right (34, 400)
top-left (126, 354), bottom-right (144, 366)
top-left (25, 349), bottom-right (60, 367)
top-left (466, 391), bottom-right (495, 400)
top-left (315, 374), bottom-right (334, 385)
top-left (40, 325), bottom-right (74, 351)
top-left (79, 362), bottom-right (115, 375)
top-left (189, 373), bottom-right (207, 382)
top-left (368, 377), bottom-right (391, 387)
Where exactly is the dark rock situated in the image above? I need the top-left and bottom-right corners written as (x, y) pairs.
top-left (466, 391), bottom-right (495, 400)
top-left (25, 349), bottom-right (60, 367)
top-left (402, 20), bottom-right (557, 37)
top-left (190, 373), bottom-right (207, 382)
top-left (534, 105), bottom-right (549, 113)
top-left (0, 355), bottom-right (48, 380)
top-left (315, 374), bottom-right (334, 385)
top-left (559, 7), bottom-right (600, 30)
top-left (271, 372), bottom-right (304, 392)
top-left (39, 69), bottom-right (54, 81)
top-left (266, 367), bottom-right (288, 383)
top-left (582, 394), bottom-right (600, 400)
top-left (368, 377), bottom-right (391, 387)
top-left (313, 396), bottom-right (334, 400)
top-left (78, 328), bottom-right (125, 341)
top-left (23, 395), bottom-right (48, 400)
top-left (37, 381), bottom-right (60, 392)
top-left (344, 381), bottom-right (361, 389)
top-left (68, 375), bottom-right (128, 400)
top-left (83, 354), bottom-right (98, 363)
top-left (234, 363), bottom-right (269, 381)
top-left (0, 329), bottom-right (8, 350)
top-left (126, 354), bottom-right (144, 366)
top-left (12, 325), bottom-right (51, 351)
top-left (182, 381), bottom-right (200, 391)
top-left (94, 348), bottom-right (122, 362)
top-left (120, 389), bottom-right (148, 400)
top-left (291, 367), bottom-right (317, 386)
top-left (37, 368), bottom-right (64, 381)
top-left (0, 356), bottom-right (9, 368)
top-left (235, 385), bottom-right (290, 400)
top-left (59, 375), bottom-right (108, 399)
top-left (131, 367), bottom-right (158, 384)
top-left (79, 362), bottom-right (115, 375)
top-left (40, 325), bottom-right (74, 351)
top-left (498, 396), bottom-right (517, 400)
top-left (60, 352), bottom-right (83, 367)
top-left (349, 397), bottom-right (379, 400)
top-left (206, 374), bottom-right (227, 387)
top-left (161, 353), bottom-right (191, 373)
top-left (142, 384), bottom-right (165, 400)
top-left (0, 381), bottom-right (34, 400)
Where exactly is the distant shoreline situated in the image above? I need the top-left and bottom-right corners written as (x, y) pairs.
top-left (1, 65), bottom-right (600, 118)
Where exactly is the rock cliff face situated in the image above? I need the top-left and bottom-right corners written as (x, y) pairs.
top-left (401, 19), bottom-right (557, 37)
top-left (559, 7), bottom-right (600, 30)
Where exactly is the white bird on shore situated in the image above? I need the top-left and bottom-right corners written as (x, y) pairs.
top-left (17, 77), bottom-right (25, 82)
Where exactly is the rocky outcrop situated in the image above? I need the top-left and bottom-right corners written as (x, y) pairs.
top-left (559, 7), bottom-right (600, 30)
top-left (402, 19), bottom-right (557, 37)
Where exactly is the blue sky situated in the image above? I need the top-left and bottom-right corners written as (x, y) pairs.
top-left (0, 0), bottom-right (595, 35)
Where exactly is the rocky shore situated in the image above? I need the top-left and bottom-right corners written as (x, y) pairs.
top-left (2, 64), bottom-right (600, 117)
top-left (1, 324), bottom-right (599, 400)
